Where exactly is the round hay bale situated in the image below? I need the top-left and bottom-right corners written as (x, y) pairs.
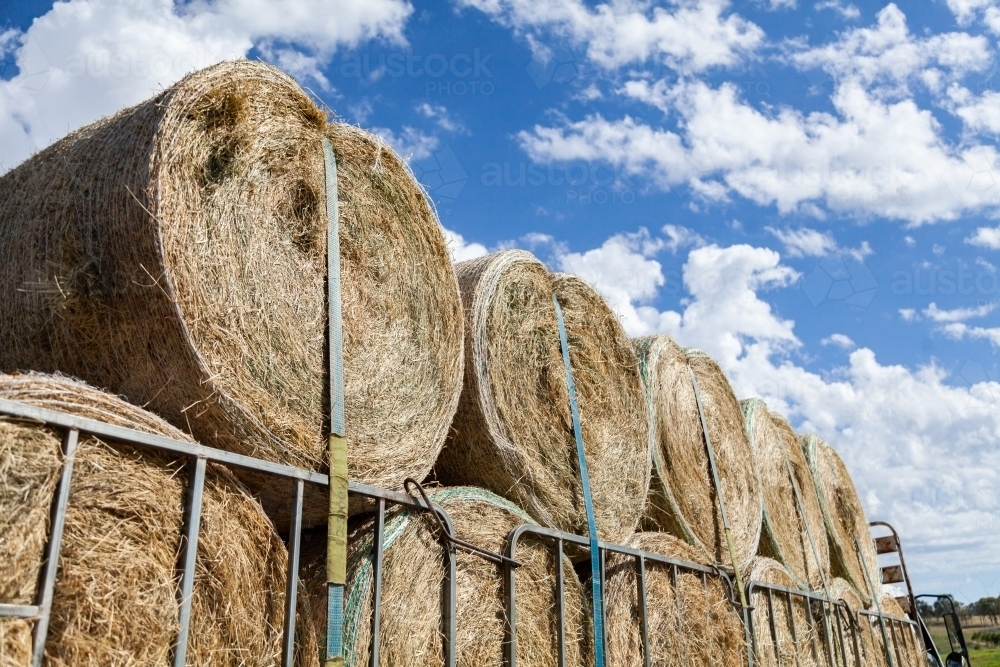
top-left (300, 487), bottom-right (590, 667)
top-left (868, 593), bottom-right (923, 667)
top-left (801, 435), bottom-right (878, 605)
top-left (605, 532), bottom-right (747, 667)
top-left (742, 400), bottom-right (829, 590)
top-left (436, 250), bottom-right (651, 543)
top-left (746, 558), bottom-right (827, 667)
top-left (826, 577), bottom-right (867, 667)
top-left (634, 336), bottom-right (762, 570)
top-left (0, 59), bottom-right (464, 518)
top-left (0, 372), bottom-right (315, 666)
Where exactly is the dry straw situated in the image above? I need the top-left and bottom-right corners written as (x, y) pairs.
top-left (866, 593), bottom-right (924, 667)
top-left (300, 486), bottom-right (589, 667)
top-left (437, 251), bottom-right (651, 544)
top-left (0, 60), bottom-right (464, 519)
top-left (634, 336), bottom-right (762, 570)
top-left (826, 577), bottom-right (868, 667)
top-left (801, 435), bottom-right (879, 605)
top-left (742, 399), bottom-right (830, 590)
top-left (746, 557), bottom-right (828, 667)
top-left (604, 533), bottom-right (748, 667)
top-left (0, 372), bottom-right (315, 667)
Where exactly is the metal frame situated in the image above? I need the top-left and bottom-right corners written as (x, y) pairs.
top-left (0, 398), bottom-right (458, 667)
top-left (502, 523), bottom-right (738, 667)
top-left (0, 395), bottom-right (928, 667)
top-left (746, 578), bottom-right (922, 667)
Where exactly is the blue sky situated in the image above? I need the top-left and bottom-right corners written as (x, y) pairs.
top-left (1, 0), bottom-right (998, 600)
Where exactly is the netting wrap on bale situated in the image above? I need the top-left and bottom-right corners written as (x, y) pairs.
top-left (301, 486), bottom-right (590, 667)
top-left (742, 399), bottom-right (830, 590)
top-left (0, 60), bottom-right (464, 518)
top-left (436, 250), bottom-right (651, 544)
top-left (634, 336), bottom-right (762, 570)
top-left (801, 435), bottom-right (879, 605)
top-left (746, 558), bottom-right (829, 667)
top-left (0, 373), bottom-right (315, 667)
top-left (604, 533), bottom-right (747, 667)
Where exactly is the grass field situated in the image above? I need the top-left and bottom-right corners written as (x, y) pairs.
top-left (927, 620), bottom-right (1000, 667)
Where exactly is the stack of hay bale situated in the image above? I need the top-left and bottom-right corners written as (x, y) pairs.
top-left (0, 60), bottom-right (467, 666)
top-left (0, 59), bottom-right (913, 667)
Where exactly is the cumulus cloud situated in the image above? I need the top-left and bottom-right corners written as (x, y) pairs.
top-left (941, 322), bottom-right (1000, 346)
top-left (766, 227), bottom-right (838, 257)
top-left (416, 102), bottom-right (467, 134)
top-left (923, 301), bottom-right (997, 322)
top-left (662, 223), bottom-right (706, 253)
top-left (523, 75), bottom-right (1000, 223)
top-left (966, 224), bottom-right (1000, 249)
top-left (790, 4), bottom-right (990, 97)
top-left (0, 0), bottom-right (412, 172)
top-left (814, 0), bottom-right (860, 19)
top-left (821, 333), bottom-right (856, 348)
top-left (555, 231), bottom-right (1000, 586)
top-left (442, 227), bottom-right (489, 262)
top-left (453, 0), bottom-right (763, 72)
top-left (371, 126), bottom-right (439, 160)
top-left (546, 229), bottom-right (670, 335)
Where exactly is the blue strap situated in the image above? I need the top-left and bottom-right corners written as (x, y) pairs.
top-left (324, 137), bottom-right (348, 666)
top-left (553, 295), bottom-right (605, 667)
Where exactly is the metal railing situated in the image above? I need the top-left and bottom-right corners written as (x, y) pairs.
top-left (503, 524), bottom-right (741, 667)
top-left (746, 579), bottom-right (922, 667)
top-left (1, 396), bottom-right (921, 667)
top-left (0, 397), bottom-right (457, 667)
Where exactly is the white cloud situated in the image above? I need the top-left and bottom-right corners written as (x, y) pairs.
top-left (814, 0), bottom-right (859, 19)
top-left (454, 0), bottom-right (763, 72)
top-left (766, 227), bottom-right (838, 257)
top-left (416, 103), bottom-right (467, 133)
top-left (557, 232), bottom-right (1000, 587)
top-left (904, 235), bottom-right (916, 247)
top-left (661, 223), bottom-right (706, 253)
top-left (523, 75), bottom-right (1000, 224)
top-left (923, 301), bottom-right (997, 322)
top-left (549, 229), bottom-right (668, 335)
top-left (821, 333), bottom-right (856, 348)
top-left (791, 5), bottom-right (990, 97)
top-left (371, 126), bottom-right (439, 160)
top-left (899, 308), bottom-right (918, 321)
top-left (0, 0), bottom-right (412, 172)
top-left (966, 224), bottom-right (1000, 249)
top-left (442, 227), bottom-right (489, 262)
top-left (946, 0), bottom-right (1000, 33)
top-left (944, 85), bottom-right (1000, 135)
top-left (941, 322), bottom-right (1000, 346)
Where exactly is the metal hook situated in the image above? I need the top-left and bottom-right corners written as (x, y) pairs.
top-left (403, 478), bottom-right (522, 568)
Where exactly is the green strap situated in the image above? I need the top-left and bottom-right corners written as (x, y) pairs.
top-left (324, 137), bottom-right (348, 667)
top-left (553, 296), bottom-right (605, 667)
top-left (688, 368), bottom-right (748, 610)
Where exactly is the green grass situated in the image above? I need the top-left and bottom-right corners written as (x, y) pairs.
top-left (969, 647), bottom-right (1000, 667)
top-left (927, 621), bottom-right (1000, 666)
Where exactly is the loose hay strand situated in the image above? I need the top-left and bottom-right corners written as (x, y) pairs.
top-left (635, 336), bottom-right (762, 570)
top-left (437, 250), bottom-right (651, 544)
